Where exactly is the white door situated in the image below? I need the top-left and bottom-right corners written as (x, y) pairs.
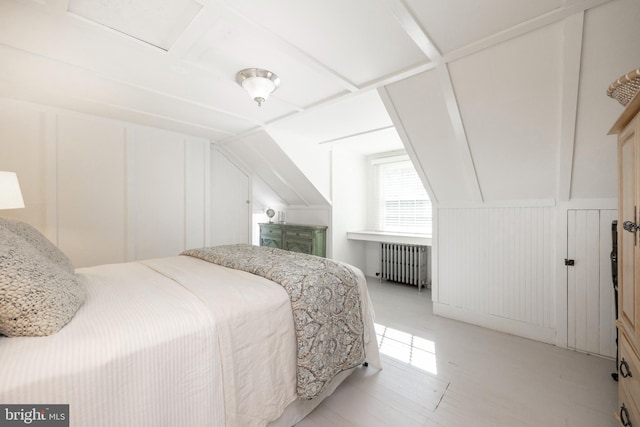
top-left (566, 209), bottom-right (617, 357)
top-left (210, 149), bottom-right (250, 245)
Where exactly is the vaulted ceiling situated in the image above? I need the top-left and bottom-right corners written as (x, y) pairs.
top-left (0, 0), bottom-right (636, 206)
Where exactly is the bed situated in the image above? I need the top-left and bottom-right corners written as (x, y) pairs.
top-left (0, 219), bottom-right (381, 427)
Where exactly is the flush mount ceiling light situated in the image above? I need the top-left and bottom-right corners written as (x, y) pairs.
top-left (236, 68), bottom-right (280, 107)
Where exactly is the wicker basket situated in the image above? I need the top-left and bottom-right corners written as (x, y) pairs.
top-left (607, 68), bottom-right (640, 106)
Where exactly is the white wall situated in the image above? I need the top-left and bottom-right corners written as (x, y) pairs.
top-left (0, 97), bottom-right (211, 268)
top-left (210, 148), bottom-right (250, 246)
top-left (330, 146), bottom-right (368, 271)
top-left (433, 199), bottom-right (619, 347)
top-left (0, 100), bottom-right (53, 241)
top-left (571, 0), bottom-right (640, 199)
top-left (127, 126), bottom-right (206, 261)
top-left (56, 114), bottom-right (127, 266)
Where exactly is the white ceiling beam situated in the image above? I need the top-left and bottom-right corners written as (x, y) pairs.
top-left (360, 61), bottom-right (436, 91)
top-left (386, 0), bottom-right (442, 63)
top-left (318, 126), bottom-right (395, 145)
top-left (436, 66), bottom-right (483, 202)
top-left (557, 12), bottom-right (585, 201)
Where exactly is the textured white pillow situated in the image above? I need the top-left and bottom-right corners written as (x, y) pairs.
top-left (0, 217), bottom-right (74, 272)
top-left (0, 222), bottom-right (85, 337)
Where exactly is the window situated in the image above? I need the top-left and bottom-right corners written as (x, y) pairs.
top-left (369, 154), bottom-right (432, 234)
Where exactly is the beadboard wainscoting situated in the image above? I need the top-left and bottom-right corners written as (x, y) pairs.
top-left (435, 206), bottom-right (557, 343)
top-left (435, 204), bottom-right (619, 352)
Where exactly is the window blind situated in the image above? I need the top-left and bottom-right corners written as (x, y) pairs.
top-left (370, 157), bottom-right (432, 234)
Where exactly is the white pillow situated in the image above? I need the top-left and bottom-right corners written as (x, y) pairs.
top-left (0, 222), bottom-right (85, 337)
top-left (0, 217), bottom-right (74, 272)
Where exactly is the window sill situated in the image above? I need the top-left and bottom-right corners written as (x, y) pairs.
top-left (347, 231), bottom-right (432, 246)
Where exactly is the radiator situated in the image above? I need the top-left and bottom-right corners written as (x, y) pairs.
top-left (379, 243), bottom-right (428, 290)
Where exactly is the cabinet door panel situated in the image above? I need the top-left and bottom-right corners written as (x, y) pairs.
top-left (619, 125), bottom-right (637, 340)
top-left (619, 332), bottom-right (640, 403)
top-left (260, 237), bottom-right (282, 249)
top-left (566, 209), bottom-right (617, 357)
top-left (285, 239), bottom-right (313, 254)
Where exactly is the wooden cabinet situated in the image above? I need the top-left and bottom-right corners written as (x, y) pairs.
top-left (611, 92), bottom-right (640, 426)
top-left (258, 223), bottom-right (327, 257)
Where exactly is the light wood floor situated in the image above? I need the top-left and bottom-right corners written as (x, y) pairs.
top-left (297, 278), bottom-right (618, 427)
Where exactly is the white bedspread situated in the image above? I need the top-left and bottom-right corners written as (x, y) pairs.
top-left (0, 256), bottom-right (381, 427)
top-left (142, 256), bottom-right (299, 426)
top-left (0, 259), bottom-right (223, 426)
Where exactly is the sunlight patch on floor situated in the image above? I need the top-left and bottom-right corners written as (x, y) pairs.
top-left (375, 323), bottom-right (437, 375)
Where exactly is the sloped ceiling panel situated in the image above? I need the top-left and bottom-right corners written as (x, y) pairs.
top-left (405, 0), bottom-right (563, 54)
top-left (571, 0), bottom-right (640, 199)
top-left (383, 70), bottom-right (474, 204)
top-left (222, 131), bottom-right (330, 207)
top-left (252, 175), bottom-right (287, 214)
top-left (449, 23), bottom-right (563, 201)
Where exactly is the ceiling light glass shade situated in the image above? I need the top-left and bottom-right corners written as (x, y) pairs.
top-left (0, 171), bottom-right (25, 210)
top-left (236, 68), bottom-right (280, 107)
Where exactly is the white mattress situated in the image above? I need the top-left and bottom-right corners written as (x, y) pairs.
top-left (0, 255), bottom-right (381, 427)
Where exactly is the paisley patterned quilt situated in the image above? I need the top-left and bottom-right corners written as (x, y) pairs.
top-left (181, 244), bottom-right (366, 399)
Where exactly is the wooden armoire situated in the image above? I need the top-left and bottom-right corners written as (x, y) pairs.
top-left (610, 92), bottom-right (640, 426)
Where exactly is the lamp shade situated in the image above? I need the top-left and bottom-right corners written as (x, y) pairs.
top-left (0, 171), bottom-right (25, 209)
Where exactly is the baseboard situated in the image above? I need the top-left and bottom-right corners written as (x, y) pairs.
top-left (433, 302), bottom-right (556, 344)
